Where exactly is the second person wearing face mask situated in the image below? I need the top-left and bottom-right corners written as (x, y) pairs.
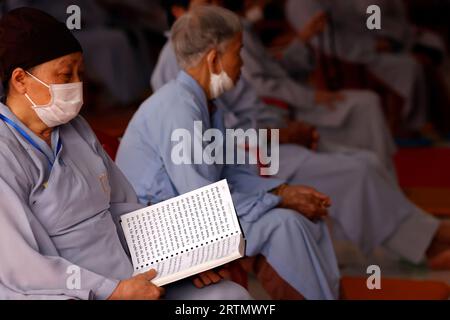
top-left (117, 5), bottom-right (342, 300)
top-left (0, 7), bottom-right (253, 300)
top-left (209, 61), bottom-right (235, 99)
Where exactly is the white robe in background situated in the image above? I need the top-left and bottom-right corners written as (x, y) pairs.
top-left (239, 19), bottom-right (397, 169)
top-left (285, 0), bottom-right (429, 129)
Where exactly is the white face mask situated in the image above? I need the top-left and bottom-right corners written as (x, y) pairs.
top-left (209, 61), bottom-right (235, 99)
top-left (245, 6), bottom-right (264, 23)
top-left (24, 71), bottom-right (83, 127)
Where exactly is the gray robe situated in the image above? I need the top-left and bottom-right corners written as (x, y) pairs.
top-left (239, 19), bottom-right (397, 170)
top-left (285, 0), bottom-right (429, 129)
top-left (0, 102), bottom-right (251, 300)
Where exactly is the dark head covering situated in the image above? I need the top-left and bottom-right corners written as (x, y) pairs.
top-left (0, 7), bottom-right (82, 83)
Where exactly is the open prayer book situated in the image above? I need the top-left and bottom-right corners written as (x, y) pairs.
top-left (120, 180), bottom-right (246, 287)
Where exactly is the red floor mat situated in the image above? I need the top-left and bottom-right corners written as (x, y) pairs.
top-left (395, 148), bottom-right (450, 189)
top-left (341, 277), bottom-right (450, 300)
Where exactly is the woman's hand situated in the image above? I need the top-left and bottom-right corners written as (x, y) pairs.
top-left (192, 268), bottom-right (231, 289)
top-left (274, 185), bottom-right (331, 221)
top-left (107, 269), bottom-right (165, 300)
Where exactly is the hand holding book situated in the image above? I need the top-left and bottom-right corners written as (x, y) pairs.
top-left (107, 269), bottom-right (165, 300)
top-left (120, 180), bottom-right (246, 287)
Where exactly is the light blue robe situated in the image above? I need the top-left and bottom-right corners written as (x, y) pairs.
top-left (149, 39), bottom-right (439, 264)
top-left (117, 71), bottom-right (341, 300)
top-left (0, 102), bottom-right (251, 300)
top-left (152, 35), bottom-right (396, 171)
top-left (152, 37), bottom-right (288, 132)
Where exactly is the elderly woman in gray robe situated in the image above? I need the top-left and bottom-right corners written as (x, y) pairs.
top-left (0, 7), bottom-right (251, 300)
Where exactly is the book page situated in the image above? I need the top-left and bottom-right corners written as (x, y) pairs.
top-left (150, 233), bottom-right (245, 286)
top-left (120, 180), bottom-right (244, 284)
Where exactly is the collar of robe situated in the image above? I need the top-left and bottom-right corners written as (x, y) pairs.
top-left (177, 70), bottom-right (210, 115)
top-left (0, 111), bottom-right (62, 171)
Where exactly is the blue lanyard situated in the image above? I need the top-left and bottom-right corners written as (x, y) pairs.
top-left (0, 113), bottom-right (62, 170)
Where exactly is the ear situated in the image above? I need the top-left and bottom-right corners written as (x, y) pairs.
top-left (9, 68), bottom-right (28, 95)
top-left (205, 49), bottom-right (220, 75)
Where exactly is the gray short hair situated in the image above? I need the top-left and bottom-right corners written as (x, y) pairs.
top-left (171, 5), bottom-right (242, 69)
